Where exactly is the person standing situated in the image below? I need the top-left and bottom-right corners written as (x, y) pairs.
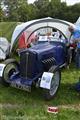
top-left (68, 26), bottom-right (80, 68)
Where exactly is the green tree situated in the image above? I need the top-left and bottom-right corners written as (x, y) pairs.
top-left (47, 0), bottom-right (61, 18)
top-left (18, 3), bottom-right (29, 22)
top-left (1, 0), bottom-right (80, 23)
top-left (28, 4), bottom-right (38, 20)
top-left (34, 0), bottom-right (62, 18)
top-left (0, 2), bottom-right (3, 21)
top-left (70, 3), bottom-right (80, 22)
top-left (2, 0), bottom-right (29, 21)
top-left (34, 0), bottom-right (51, 18)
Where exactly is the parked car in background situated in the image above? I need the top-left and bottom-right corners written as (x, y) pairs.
top-left (0, 37), bottom-right (10, 60)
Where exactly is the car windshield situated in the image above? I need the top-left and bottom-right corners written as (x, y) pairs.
top-left (38, 35), bottom-right (66, 43)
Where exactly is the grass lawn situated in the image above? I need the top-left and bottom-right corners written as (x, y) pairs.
top-left (0, 22), bottom-right (80, 120)
top-left (0, 64), bottom-right (80, 120)
top-left (0, 22), bottom-right (18, 42)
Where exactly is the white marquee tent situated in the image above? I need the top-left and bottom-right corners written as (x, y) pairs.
top-left (10, 17), bottom-right (75, 51)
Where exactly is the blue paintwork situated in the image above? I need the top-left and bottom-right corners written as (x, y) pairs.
top-left (10, 72), bottom-right (42, 86)
top-left (9, 42), bottom-right (66, 86)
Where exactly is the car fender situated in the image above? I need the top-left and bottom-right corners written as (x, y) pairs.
top-left (0, 63), bottom-right (6, 77)
top-left (0, 58), bottom-right (19, 77)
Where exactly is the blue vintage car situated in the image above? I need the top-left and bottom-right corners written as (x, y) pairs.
top-left (0, 17), bottom-right (75, 100)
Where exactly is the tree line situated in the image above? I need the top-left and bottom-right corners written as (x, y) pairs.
top-left (0, 0), bottom-right (80, 23)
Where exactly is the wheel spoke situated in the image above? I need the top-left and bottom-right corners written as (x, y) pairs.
top-left (50, 71), bottom-right (60, 96)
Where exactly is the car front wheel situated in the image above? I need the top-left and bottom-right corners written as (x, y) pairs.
top-left (43, 65), bottom-right (61, 100)
top-left (2, 59), bottom-right (19, 86)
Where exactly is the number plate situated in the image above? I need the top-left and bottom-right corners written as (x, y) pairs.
top-left (40, 72), bottom-right (54, 89)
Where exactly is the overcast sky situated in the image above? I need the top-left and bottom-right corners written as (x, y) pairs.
top-left (28, 0), bottom-right (80, 5)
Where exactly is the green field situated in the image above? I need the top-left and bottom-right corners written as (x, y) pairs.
top-left (0, 22), bottom-right (18, 42)
top-left (0, 22), bottom-right (80, 120)
top-left (0, 66), bottom-right (80, 120)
